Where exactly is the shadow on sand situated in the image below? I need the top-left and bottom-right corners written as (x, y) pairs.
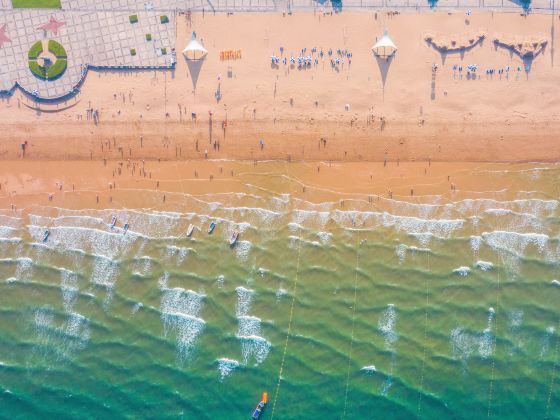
top-left (185, 56), bottom-right (206, 91)
top-left (493, 39), bottom-right (547, 74)
top-left (425, 36), bottom-right (485, 66)
top-left (374, 54), bottom-right (394, 90)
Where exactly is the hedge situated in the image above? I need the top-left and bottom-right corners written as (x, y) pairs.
top-left (47, 58), bottom-right (67, 80)
top-left (160, 15), bottom-right (169, 24)
top-left (129, 14), bottom-right (138, 24)
top-left (29, 60), bottom-right (47, 78)
top-left (28, 41), bottom-right (43, 59)
top-left (48, 40), bottom-right (67, 58)
top-left (130, 48), bottom-right (136, 56)
top-left (161, 48), bottom-right (167, 55)
top-left (146, 33), bottom-right (152, 41)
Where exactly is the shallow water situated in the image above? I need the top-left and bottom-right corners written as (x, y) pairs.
top-left (0, 163), bottom-right (559, 419)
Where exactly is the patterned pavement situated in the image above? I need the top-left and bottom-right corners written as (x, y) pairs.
top-left (0, 0), bottom-right (551, 100)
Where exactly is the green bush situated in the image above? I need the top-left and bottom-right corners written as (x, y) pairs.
top-left (29, 60), bottom-right (47, 79)
top-left (28, 41), bottom-right (43, 59)
top-left (146, 33), bottom-right (152, 41)
top-left (130, 48), bottom-right (136, 56)
top-left (129, 14), bottom-right (138, 24)
top-left (47, 58), bottom-right (67, 80)
top-left (161, 48), bottom-right (167, 55)
top-left (48, 40), bottom-right (67, 58)
top-left (160, 15), bottom-right (169, 24)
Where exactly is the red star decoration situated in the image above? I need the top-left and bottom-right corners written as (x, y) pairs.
top-left (37, 16), bottom-right (66, 35)
top-left (0, 24), bottom-right (11, 48)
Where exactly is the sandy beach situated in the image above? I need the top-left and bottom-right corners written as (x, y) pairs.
top-left (0, 11), bottom-right (559, 165)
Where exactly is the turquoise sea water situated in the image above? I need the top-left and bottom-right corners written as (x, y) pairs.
top-left (0, 164), bottom-right (559, 419)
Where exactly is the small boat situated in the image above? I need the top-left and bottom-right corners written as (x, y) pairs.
top-left (42, 230), bottom-right (50, 243)
top-left (187, 224), bottom-right (195, 237)
top-left (208, 221), bottom-right (216, 234)
top-left (229, 230), bottom-right (239, 247)
top-left (251, 392), bottom-right (268, 419)
top-left (123, 223), bottom-right (129, 235)
top-left (110, 216), bottom-right (117, 229)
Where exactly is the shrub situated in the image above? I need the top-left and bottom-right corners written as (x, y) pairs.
top-left (29, 60), bottom-right (46, 79)
top-left (160, 15), bottom-right (169, 24)
top-left (161, 48), bottom-right (167, 55)
top-left (146, 33), bottom-right (152, 41)
top-left (47, 58), bottom-right (67, 80)
top-left (28, 41), bottom-right (43, 59)
top-left (129, 14), bottom-right (138, 24)
top-left (48, 40), bottom-right (67, 58)
top-left (130, 48), bottom-right (136, 56)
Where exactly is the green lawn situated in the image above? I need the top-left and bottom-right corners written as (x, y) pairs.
top-left (11, 0), bottom-right (61, 8)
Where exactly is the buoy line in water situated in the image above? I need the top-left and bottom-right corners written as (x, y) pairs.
top-left (417, 252), bottom-right (431, 416)
top-left (271, 235), bottom-right (302, 419)
top-left (487, 267), bottom-right (501, 418)
top-left (342, 233), bottom-right (361, 420)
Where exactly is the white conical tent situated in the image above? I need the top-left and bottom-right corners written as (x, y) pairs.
top-left (372, 31), bottom-right (397, 58)
top-left (182, 32), bottom-right (208, 60)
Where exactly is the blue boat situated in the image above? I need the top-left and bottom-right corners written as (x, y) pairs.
top-left (251, 392), bottom-right (268, 419)
top-left (208, 221), bottom-right (216, 234)
top-left (123, 223), bottom-right (129, 234)
top-left (42, 230), bottom-right (50, 243)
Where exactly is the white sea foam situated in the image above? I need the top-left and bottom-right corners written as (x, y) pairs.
top-left (165, 245), bottom-right (191, 264)
top-left (14, 257), bottom-right (33, 281)
top-left (360, 365), bottom-right (377, 374)
top-left (395, 244), bottom-right (430, 264)
top-left (317, 231), bottom-right (332, 244)
top-left (276, 288), bottom-right (287, 301)
top-left (217, 358), bottom-right (240, 381)
top-left (450, 327), bottom-right (477, 361)
top-left (60, 268), bottom-right (79, 313)
top-left (131, 302), bottom-right (143, 315)
top-left (235, 289), bottom-right (270, 366)
top-left (378, 304), bottom-right (398, 350)
top-left (475, 260), bottom-right (494, 271)
top-left (470, 236), bottom-right (482, 253)
top-left (288, 222), bottom-right (303, 232)
top-left (235, 286), bottom-right (254, 317)
top-left (453, 266), bottom-right (471, 277)
top-left (235, 240), bottom-right (252, 263)
top-left (551, 280), bottom-right (560, 287)
top-left (158, 272), bottom-right (170, 290)
top-left (161, 288), bottom-right (205, 362)
top-left (33, 307), bottom-right (90, 359)
top-left (482, 231), bottom-right (549, 256)
top-left (216, 275), bottom-right (225, 287)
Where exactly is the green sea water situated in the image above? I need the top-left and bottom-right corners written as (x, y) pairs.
top-left (0, 163), bottom-right (559, 419)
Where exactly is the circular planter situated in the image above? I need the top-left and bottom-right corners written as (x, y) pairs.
top-left (28, 39), bottom-right (68, 81)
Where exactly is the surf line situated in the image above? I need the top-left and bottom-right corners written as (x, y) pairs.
top-left (342, 233), bottom-right (361, 419)
top-left (271, 234), bottom-right (302, 419)
top-left (416, 252), bottom-right (431, 416)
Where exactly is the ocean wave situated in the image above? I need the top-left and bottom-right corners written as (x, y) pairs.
top-left (217, 358), bottom-right (240, 381)
top-left (453, 267), bottom-right (471, 277)
top-left (161, 288), bottom-right (206, 363)
top-left (475, 260), bottom-right (494, 271)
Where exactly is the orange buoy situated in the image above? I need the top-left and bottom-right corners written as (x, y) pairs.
top-left (262, 392), bottom-right (268, 404)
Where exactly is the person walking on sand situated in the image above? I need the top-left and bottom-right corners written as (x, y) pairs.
top-left (205, 149), bottom-right (208, 159)
top-left (259, 139), bottom-right (264, 150)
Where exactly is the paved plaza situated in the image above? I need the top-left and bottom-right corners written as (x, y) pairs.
top-left (0, 0), bottom-right (553, 100)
